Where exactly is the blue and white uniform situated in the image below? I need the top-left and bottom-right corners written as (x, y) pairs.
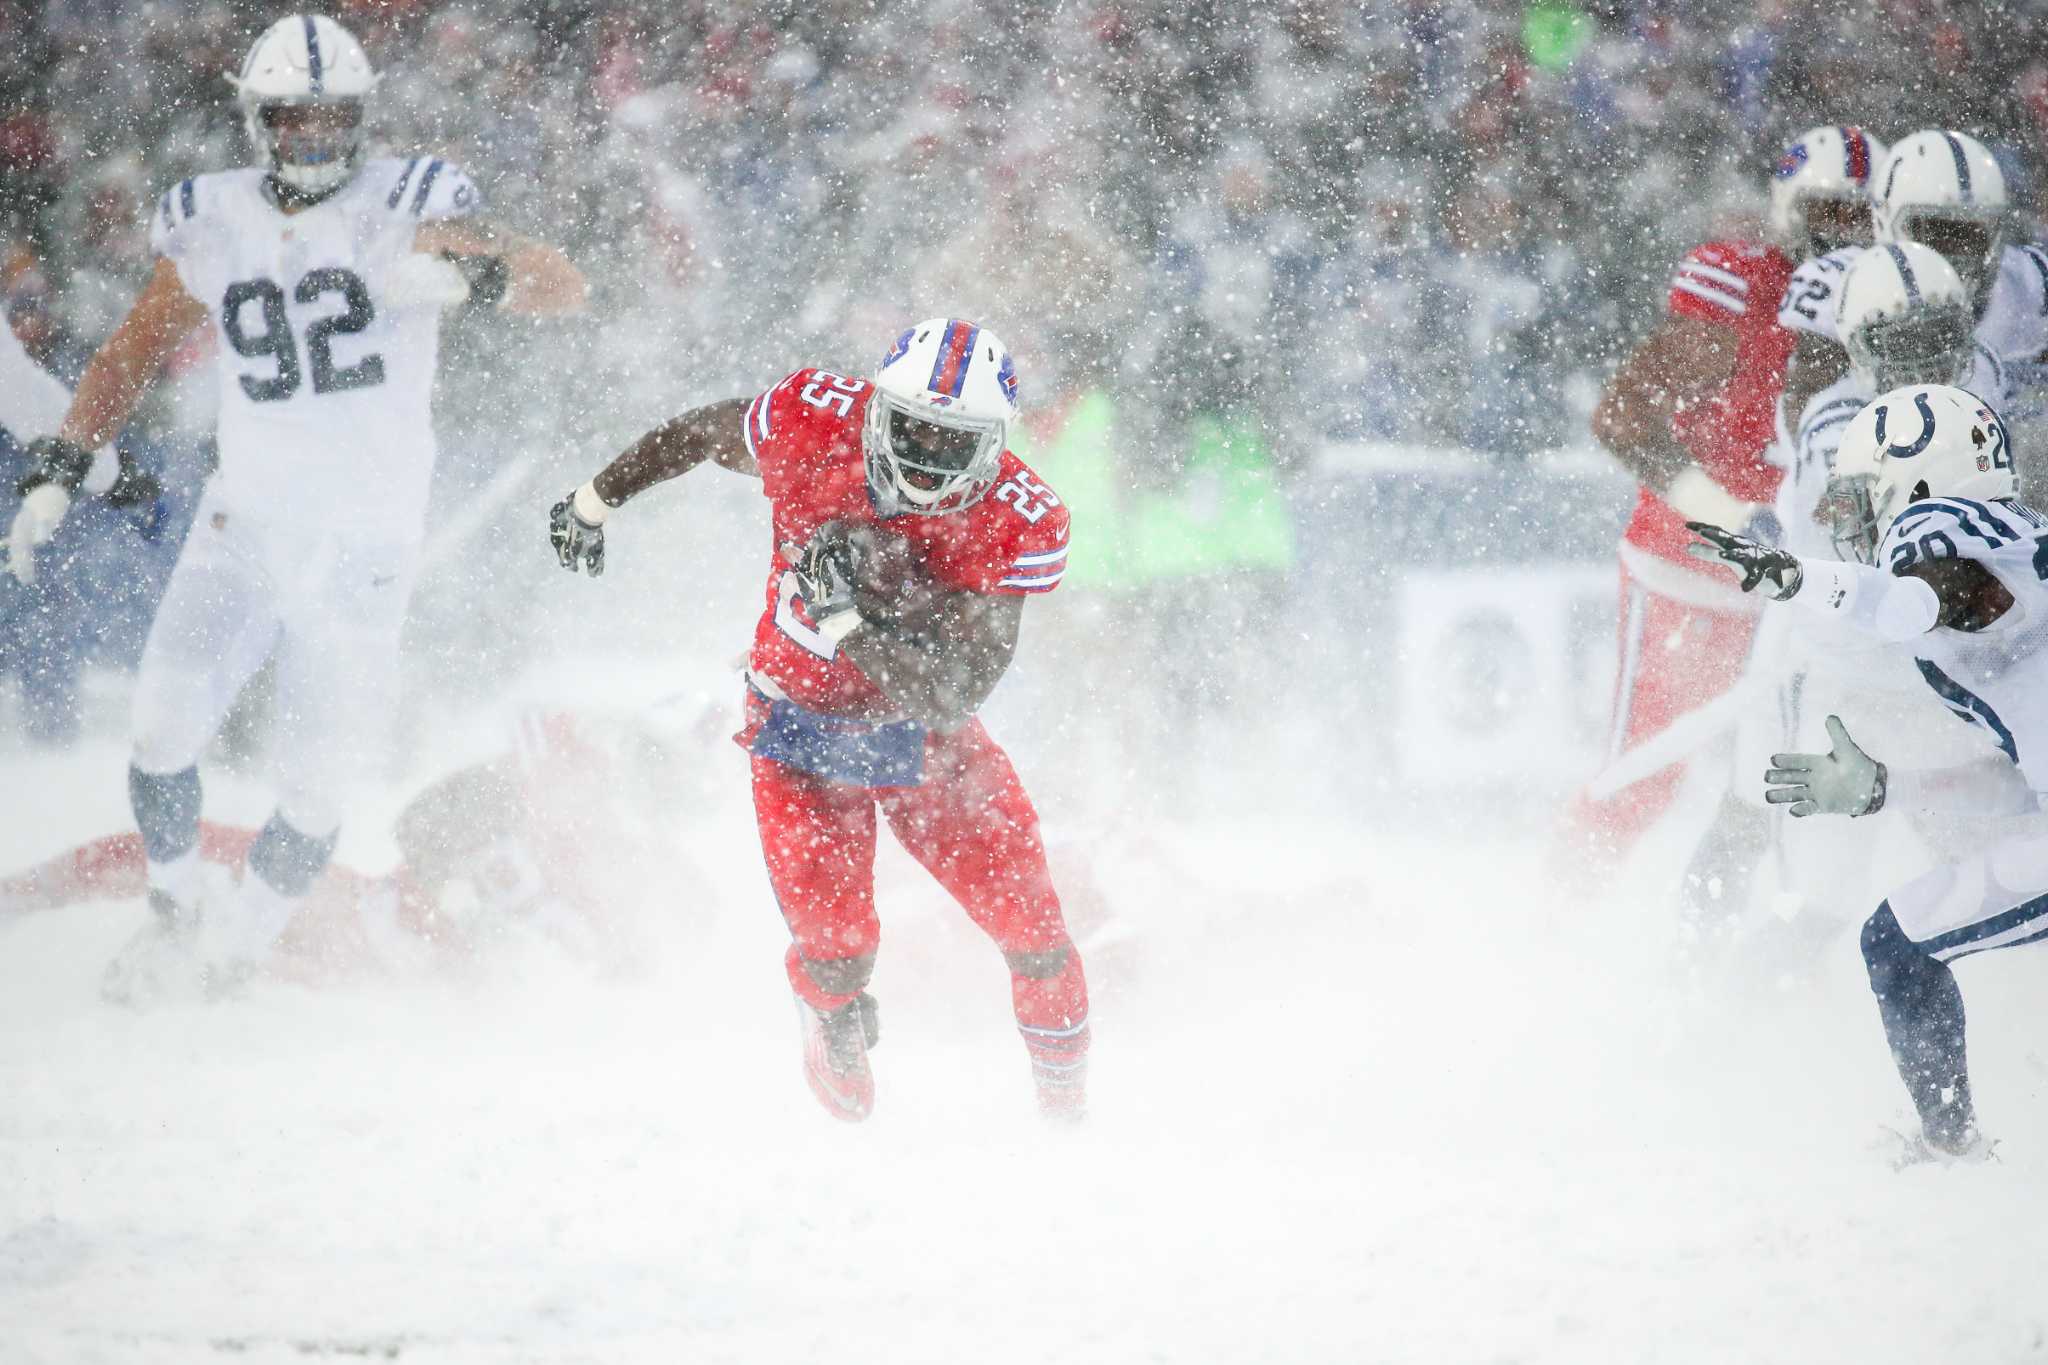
top-left (1867, 494), bottom-right (2048, 959)
top-left (133, 156), bottom-right (478, 837)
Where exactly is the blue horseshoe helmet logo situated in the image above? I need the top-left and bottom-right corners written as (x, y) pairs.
top-left (1871, 394), bottom-right (1938, 459)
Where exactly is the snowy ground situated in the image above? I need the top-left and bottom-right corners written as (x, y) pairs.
top-left (4, 728), bottom-right (2048, 1364)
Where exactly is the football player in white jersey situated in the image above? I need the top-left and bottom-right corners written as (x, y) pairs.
top-left (1776, 131), bottom-right (2048, 437)
top-left (1768, 125), bottom-right (1887, 447)
top-left (1739, 245), bottom-right (2019, 936)
top-left (1691, 386), bottom-right (2048, 1161)
top-left (10, 14), bottom-right (585, 993)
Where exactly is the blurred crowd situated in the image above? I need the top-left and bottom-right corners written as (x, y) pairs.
top-left (4, 0), bottom-right (2048, 746)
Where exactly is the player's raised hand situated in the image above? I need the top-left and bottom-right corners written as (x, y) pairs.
top-left (1685, 520), bottom-right (1804, 600)
top-left (549, 489), bottom-right (605, 576)
top-left (1765, 714), bottom-right (1886, 817)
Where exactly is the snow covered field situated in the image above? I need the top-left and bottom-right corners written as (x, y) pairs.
top-left (4, 732), bottom-right (2048, 1364)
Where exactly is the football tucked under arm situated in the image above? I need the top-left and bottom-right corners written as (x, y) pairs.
top-left (839, 586), bottom-right (1023, 732)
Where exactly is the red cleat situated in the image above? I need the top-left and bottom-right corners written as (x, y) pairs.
top-left (797, 991), bottom-right (879, 1123)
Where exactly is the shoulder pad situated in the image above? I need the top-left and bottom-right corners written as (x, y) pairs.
top-left (148, 173), bottom-right (214, 260)
top-left (1884, 498), bottom-right (2031, 559)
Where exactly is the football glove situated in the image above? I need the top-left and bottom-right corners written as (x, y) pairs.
top-left (104, 455), bottom-right (163, 510)
top-left (783, 526), bottom-right (865, 643)
top-left (443, 252), bottom-right (510, 308)
top-left (1685, 521), bottom-right (1804, 600)
top-left (15, 435), bottom-right (94, 496)
top-left (5, 484), bottom-right (69, 585)
top-left (549, 490), bottom-right (605, 576)
top-left (1765, 715), bottom-right (1887, 818)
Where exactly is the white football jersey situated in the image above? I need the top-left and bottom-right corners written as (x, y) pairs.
top-left (1978, 242), bottom-right (2048, 365)
top-left (1776, 246), bottom-right (1862, 338)
top-left (1877, 495), bottom-right (2048, 790)
top-left (150, 156), bottom-right (479, 538)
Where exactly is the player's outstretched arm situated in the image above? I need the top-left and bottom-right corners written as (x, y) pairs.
top-left (549, 398), bottom-right (755, 575)
top-left (57, 257), bottom-right (207, 453)
top-left (412, 220), bottom-right (588, 316)
top-left (1686, 521), bottom-right (2012, 639)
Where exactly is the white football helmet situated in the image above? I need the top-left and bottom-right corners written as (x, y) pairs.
top-left (1873, 129), bottom-right (2010, 306)
top-left (1825, 384), bottom-right (2015, 562)
top-left (1837, 242), bottom-right (1976, 392)
top-left (864, 319), bottom-right (1019, 517)
top-left (226, 15), bottom-right (378, 202)
top-left (1770, 125), bottom-right (1886, 259)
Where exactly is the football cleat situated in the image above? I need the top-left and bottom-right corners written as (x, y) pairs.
top-left (796, 991), bottom-right (880, 1123)
top-left (1883, 1124), bottom-right (1998, 1171)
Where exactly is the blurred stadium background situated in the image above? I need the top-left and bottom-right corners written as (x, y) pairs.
top-left (2, 0), bottom-right (2044, 813)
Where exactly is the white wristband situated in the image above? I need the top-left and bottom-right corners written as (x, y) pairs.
top-left (1664, 467), bottom-right (1758, 529)
top-left (572, 481), bottom-right (611, 525)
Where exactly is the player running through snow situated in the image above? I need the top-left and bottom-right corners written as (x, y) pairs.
top-left (1691, 386), bottom-right (2046, 1164)
top-left (9, 14), bottom-right (586, 999)
top-left (550, 319), bottom-right (1090, 1122)
top-left (1568, 127), bottom-right (1882, 880)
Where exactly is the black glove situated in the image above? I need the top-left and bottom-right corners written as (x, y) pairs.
top-left (784, 525), bottom-right (861, 631)
top-left (549, 492), bottom-right (605, 576)
top-left (443, 252), bottom-right (510, 308)
top-left (104, 455), bottom-right (163, 510)
top-left (16, 435), bottom-right (94, 496)
top-left (1685, 521), bottom-right (1804, 600)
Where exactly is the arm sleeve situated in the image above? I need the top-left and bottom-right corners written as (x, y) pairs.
top-left (989, 504), bottom-right (1070, 595)
top-left (1889, 754), bottom-right (2039, 816)
top-left (742, 369), bottom-right (812, 497)
top-left (388, 159), bottom-right (483, 221)
top-left (1666, 247), bottom-right (1752, 325)
top-left (1789, 556), bottom-right (1942, 642)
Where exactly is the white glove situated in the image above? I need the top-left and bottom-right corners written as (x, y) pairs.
top-left (5, 483), bottom-right (71, 585)
top-left (1765, 714), bottom-right (1887, 817)
top-left (382, 252), bottom-right (473, 310)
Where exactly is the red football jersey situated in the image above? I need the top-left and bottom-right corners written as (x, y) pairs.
top-left (742, 366), bottom-right (1070, 716)
top-left (1624, 239), bottom-right (1797, 567)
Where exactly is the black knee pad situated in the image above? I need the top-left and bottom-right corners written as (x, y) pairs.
top-left (1004, 943), bottom-right (1071, 980)
top-left (803, 953), bottom-right (875, 997)
top-left (129, 764), bottom-right (202, 862)
top-left (247, 813), bottom-right (338, 898)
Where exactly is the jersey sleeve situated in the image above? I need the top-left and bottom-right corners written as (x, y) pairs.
top-left (1795, 387), bottom-right (1868, 469)
top-left (1776, 249), bottom-right (1858, 340)
top-left (1878, 498), bottom-right (2033, 580)
top-left (991, 504), bottom-right (1071, 595)
top-left (382, 157), bottom-right (483, 221)
top-left (741, 368), bottom-right (817, 496)
top-left (147, 175), bottom-right (205, 263)
top-left (1666, 245), bottom-right (1754, 326)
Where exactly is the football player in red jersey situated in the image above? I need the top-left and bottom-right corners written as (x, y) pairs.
top-left (548, 318), bottom-right (1088, 1123)
top-left (1568, 128), bottom-right (1881, 869)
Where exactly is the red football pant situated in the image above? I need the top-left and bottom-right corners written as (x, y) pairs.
top-left (1568, 559), bottom-right (1759, 859)
top-left (751, 718), bottom-right (1089, 1068)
